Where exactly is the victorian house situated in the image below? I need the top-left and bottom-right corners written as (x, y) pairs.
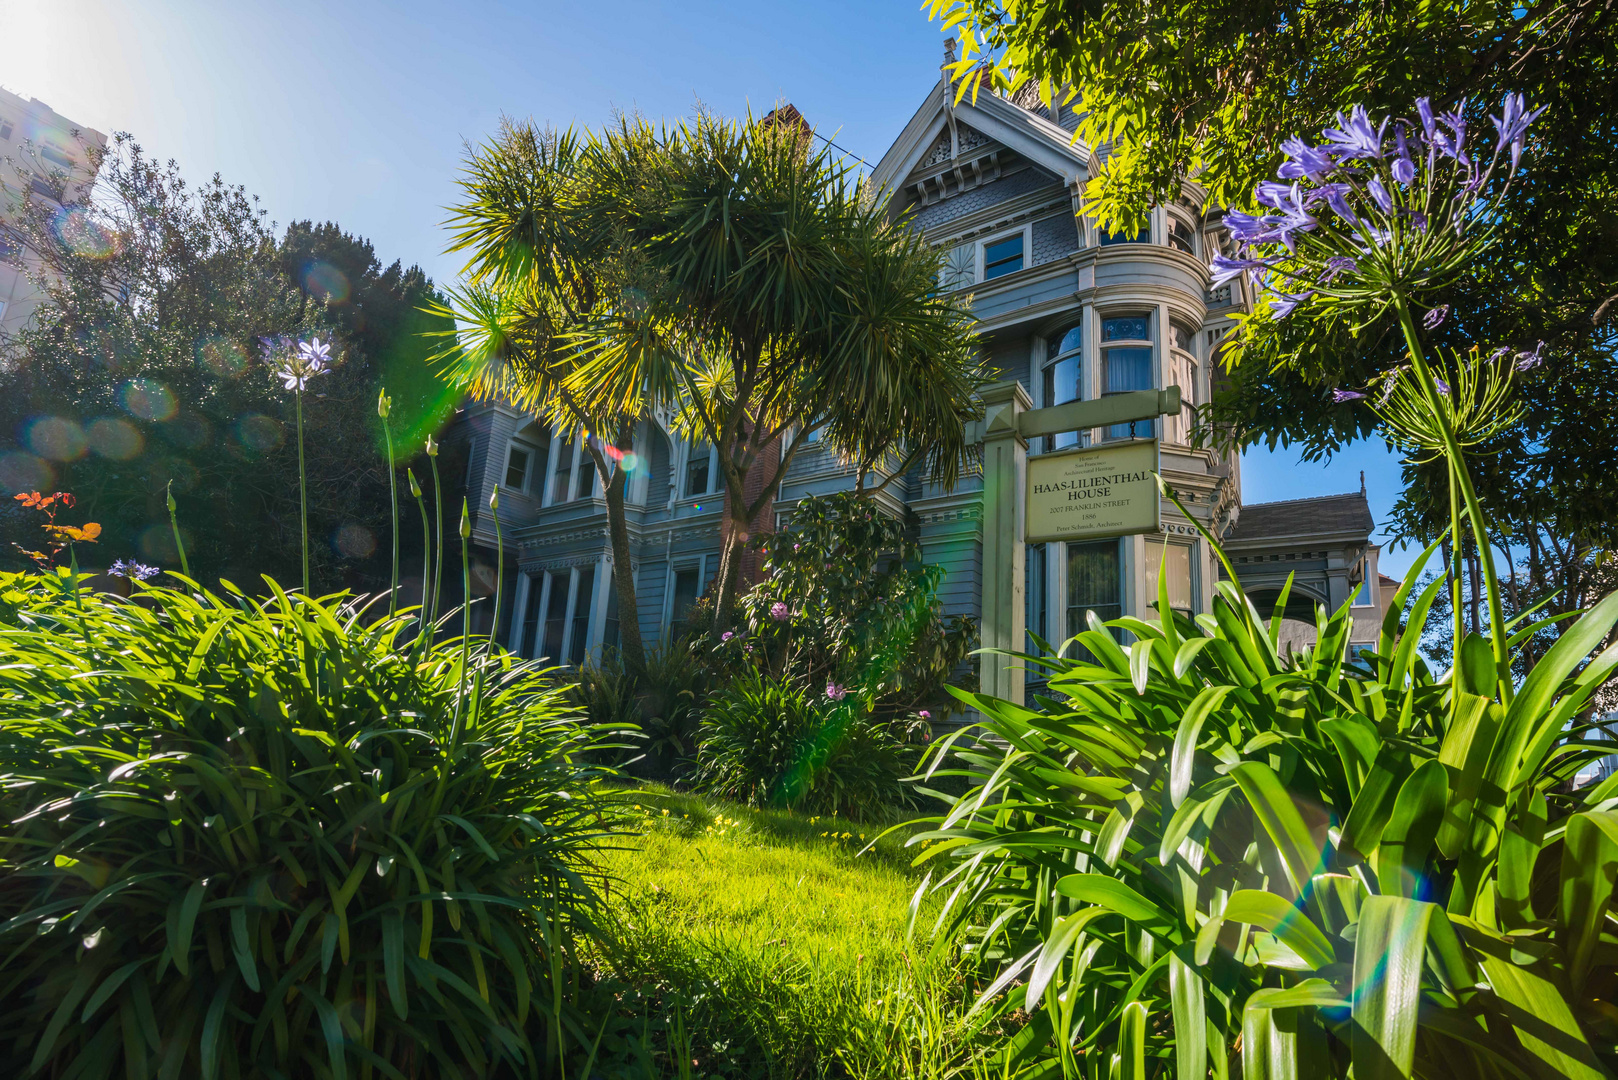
top-left (443, 56), bottom-right (1386, 679)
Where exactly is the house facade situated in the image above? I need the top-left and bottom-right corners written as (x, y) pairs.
top-left (446, 59), bottom-right (1385, 674)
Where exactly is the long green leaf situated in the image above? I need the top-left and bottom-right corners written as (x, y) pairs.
top-left (1232, 762), bottom-right (1323, 898)
top-left (1351, 895), bottom-right (1430, 1080)
top-left (1560, 810), bottom-right (1618, 991)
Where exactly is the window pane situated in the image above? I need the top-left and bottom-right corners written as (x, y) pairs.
top-left (1170, 321), bottom-right (1197, 353)
top-left (1026, 543), bottom-right (1048, 657)
top-left (1102, 316), bottom-right (1151, 342)
top-left (517, 573), bottom-right (542, 657)
top-left (1043, 354), bottom-right (1081, 406)
top-left (684, 443), bottom-right (711, 498)
top-left (1104, 346), bottom-right (1154, 438)
top-left (541, 570), bottom-right (571, 661)
top-left (569, 568), bottom-right (595, 665)
top-left (1066, 540), bottom-right (1121, 642)
top-left (1051, 323), bottom-right (1082, 358)
top-left (575, 455), bottom-right (597, 499)
top-left (984, 235), bottom-right (1024, 279)
top-left (550, 439), bottom-right (575, 503)
top-left (1167, 217), bottom-right (1195, 254)
top-left (668, 568), bottom-right (700, 638)
top-left (1145, 540), bottom-right (1194, 616)
top-left (1099, 226), bottom-right (1149, 245)
top-left (1354, 579), bottom-right (1373, 606)
top-left (504, 446), bottom-right (530, 490)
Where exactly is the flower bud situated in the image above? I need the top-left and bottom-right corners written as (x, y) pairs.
top-left (459, 498), bottom-right (471, 538)
top-left (407, 468), bottom-right (422, 498)
top-left (489, 484), bottom-right (500, 511)
top-left (377, 389), bottom-right (391, 418)
top-left (165, 481), bottom-right (176, 514)
top-left (426, 435), bottom-right (438, 457)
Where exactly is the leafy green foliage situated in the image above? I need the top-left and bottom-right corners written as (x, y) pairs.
top-left (0, 571), bottom-right (620, 1078)
top-left (710, 492), bottom-right (977, 720)
top-left (0, 135), bottom-right (456, 591)
top-left (693, 669), bottom-right (922, 820)
top-left (916, 546), bottom-right (1618, 1078)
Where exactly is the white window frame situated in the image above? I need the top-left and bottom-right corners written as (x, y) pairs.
top-left (1097, 310), bottom-right (1156, 442)
top-left (503, 439), bottom-right (536, 495)
top-left (1165, 208), bottom-right (1199, 257)
top-left (977, 224), bottom-right (1034, 283)
top-left (678, 438), bottom-right (720, 502)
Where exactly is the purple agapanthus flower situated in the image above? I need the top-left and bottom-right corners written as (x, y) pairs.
top-left (1269, 185), bottom-right (1319, 252)
top-left (1423, 304), bottom-right (1450, 330)
top-left (110, 559), bottom-right (159, 580)
top-left (1255, 181), bottom-right (1295, 209)
top-left (769, 601), bottom-right (790, 622)
top-left (1515, 341), bottom-right (1547, 371)
top-left (1331, 389), bottom-right (1366, 403)
top-left (1323, 105), bottom-right (1388, 160)
top-left (1210, 254), bottom-right (1270, 287)
top-left (1277, 137), bottom-right (1336, 182)
top-left (1491, 92), bottom-right (1546, 172)
top-left (1320, 255), bottom-right (1359, 283)
top-left (1270, 291), bottom-right (1315, 319)
top-left (1223, 208), bottom-right (1275, 245)
top-left (278, 336), bottom-right (333, 393)
top-left (1367, 177), bottom-right (1395, 214)
top-left (1392, 127), bottom-right (1416, 185)
top-left (1308, 183), bottom-right (1357, 225)
top-left (1416, 98), bottom-right (1438, 140)
top-left (826, 682), bottom-right (847, 702)
top-left (1434, 377), bottom-right (1452, 394)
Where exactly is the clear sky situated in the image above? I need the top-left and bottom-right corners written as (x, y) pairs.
top-left (3, 0), bottom-right (1414, 575)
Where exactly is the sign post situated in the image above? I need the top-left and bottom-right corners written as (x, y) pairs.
top-left (969, 386), bottom-right (1181, 706)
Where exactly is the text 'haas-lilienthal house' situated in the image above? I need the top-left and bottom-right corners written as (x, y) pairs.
top-left (444, 50), bottom-right (1396, 691)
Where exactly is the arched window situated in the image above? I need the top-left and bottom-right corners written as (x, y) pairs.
top-left (1041, 322), bottom-right (1085, 451)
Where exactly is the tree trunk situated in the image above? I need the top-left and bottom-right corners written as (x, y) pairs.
top-left (591, 442), bottom-right (649, 678)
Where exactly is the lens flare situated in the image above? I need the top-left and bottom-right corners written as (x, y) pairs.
top-left (0, 451), bottom-right (53, 494)
top-left (86, 417), bottom-right (143, 460)
top-left (25, 416), bottom-right (87, 461)
top-left (236, 413), bottom-right (284, 453)
top-left (304, 261), bottom-right (351, 303)
top-left (50, 207), bottom-right (117, 259)
top-left (334, 524), bottom-right (376, 559)
top-left (197, 335), bottom-right (248, 377)
top-left (121, 378), bottom-right (176, 422)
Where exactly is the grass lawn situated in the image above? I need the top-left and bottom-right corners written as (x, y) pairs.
top-left (584, 785), bottom-right (1010, 1080)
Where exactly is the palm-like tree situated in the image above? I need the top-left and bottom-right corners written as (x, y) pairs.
top-left (439, 110), bottom-right (984, 653)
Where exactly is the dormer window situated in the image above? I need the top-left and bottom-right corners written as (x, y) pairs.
top-left (504, 444), bottom-right (532, 491)
top-left (984, 234), bottom-right (1024, 279)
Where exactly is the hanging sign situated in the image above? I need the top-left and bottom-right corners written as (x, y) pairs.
top-left (1025, 439), bottom-right (1160, 544)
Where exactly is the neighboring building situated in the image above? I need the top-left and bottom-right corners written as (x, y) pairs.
top-left (0, 87), bottom-right (108, 341)
top-left (445, 57), bottom-right (1385, 671)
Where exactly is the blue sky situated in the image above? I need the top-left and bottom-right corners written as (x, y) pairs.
top-left (8, 0), bottom-right (1414, 575)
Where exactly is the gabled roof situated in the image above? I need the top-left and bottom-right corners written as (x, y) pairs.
top-left (868, 74), bottom-right (1090, 211)
top-left (1224, 492), bottom-right (1374, 544)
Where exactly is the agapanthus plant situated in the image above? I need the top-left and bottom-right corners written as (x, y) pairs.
top-left (1214, 93), bottom-right (1544, 697)
top-left (264, 335), bottom-right (333, 594)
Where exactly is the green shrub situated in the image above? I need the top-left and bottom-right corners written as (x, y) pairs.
top-left (693, 669), bottom-right (920, 819)
top-left (918, 544), bottom-right (1618, 1079)
top-left (703, 492), bottom-right (976, 724)
top-left (0, 570), bottom-right (620, 1078)
top-left (573, 643), bottom-right (709, 780)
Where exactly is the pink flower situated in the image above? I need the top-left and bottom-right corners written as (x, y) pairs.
top-left (770, 601), bottom-right (790, 621)
top-left (826, 682), bottom-right (847, 702)
top-left (918, 710), bottom-right (931, 720)
top-left (722, 631), bottom-right (734, 642)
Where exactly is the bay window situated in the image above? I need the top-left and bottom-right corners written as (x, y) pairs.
top-left (1040, 322), bottom-right (1084, 451)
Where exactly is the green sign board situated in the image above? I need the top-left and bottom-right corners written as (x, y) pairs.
top-left (1025, 439), bottom-right (1161, 544)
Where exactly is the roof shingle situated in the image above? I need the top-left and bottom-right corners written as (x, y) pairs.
top-left (1223, 492), bottom-right (1373, 543)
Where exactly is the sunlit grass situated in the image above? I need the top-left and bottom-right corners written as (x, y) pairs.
top-left (586, 784), bottom-right (1012, 1080)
